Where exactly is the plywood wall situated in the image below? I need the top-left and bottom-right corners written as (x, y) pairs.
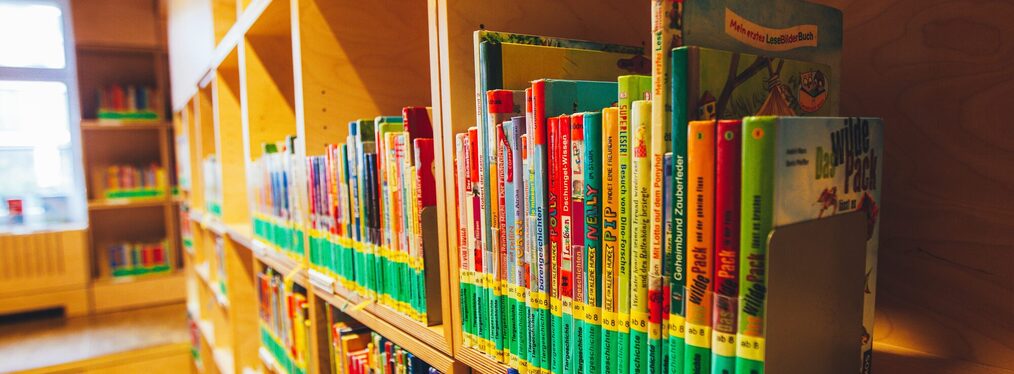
top-left (811, 0), bottom-right (1014, 370)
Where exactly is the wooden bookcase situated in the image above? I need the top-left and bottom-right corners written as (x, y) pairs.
top-left (167, 0), bottom-right (1014, 373)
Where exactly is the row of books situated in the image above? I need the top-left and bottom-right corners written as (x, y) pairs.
top-left (456, 0), bottom-right (879, 372)
top-left (102, 163), bottom-right (166, 199)
top-left (250, 137), bottom-right (306, 257)
top-left (106, 239), bottom-right (171, 277)
top-left (96, 84), bottom-right (160, 120)
top-left (331, 322), bottom-right (440, 374)
top-left (258, 268), bottom-right (311, 374)
top-left (305, 107), bottom-right (441, 325)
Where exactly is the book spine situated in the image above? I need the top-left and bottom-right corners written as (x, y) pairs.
top-left (509, 117), bottom-right (529, 372)
top-left (530, 82), bottom-right (550, 374)
top-left (468, 127), bottom-right (486, 352)
top-left (600, 107), bottom-right (620, 374)
top-left (685, 121), bottom-right (715, 374)
top-left (548, 116), bottom-right (562, 374)
top-left (736, 116), bottom-right (775, 374)
top-left (558, 115), bottom-right (575, 374)
top-left (629, 100), bottom-right (652, 374)
top-left (455, 134), bottom-right (474, 348)
top-left (570, 113), bottom-right (587, 374)
top-left (661, 151), bottom-right (674, 374)
top-left (495, 123), bottom-right (507, 361)
top-left (582, 112), bottom-right (603, 374)
top-left (617, 75), bottom-right (648, 374)
top-left (503, 121), bottom-right (519, 367)
top-left (667, 47), bottom-right (689, 374)
top-left (712, 120), bottom-right (741, 373)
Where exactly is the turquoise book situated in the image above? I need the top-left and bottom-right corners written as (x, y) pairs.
top-left (739, 116), bottom-right (882, 374)
top-left (581, 111), bottom-right (603, 374)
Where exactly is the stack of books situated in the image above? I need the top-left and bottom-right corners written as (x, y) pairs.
top-left (96, 84), bottom-right (160, 121)
top-left (452, 1), bottom-right (882, 373)
top-left (305, 107), bottom-right (441, 326)
top-left (258, 267), bottom-right (311, 374)
top-left (106, 239), bottom-right (171, 277)
top-left (102, 163), bottom-right (166, 200)
top-left (250, 137), bottom-right (306, 259)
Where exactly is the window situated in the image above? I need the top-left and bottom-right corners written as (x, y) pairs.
top-left (0, 0), bottom-right (85, 233)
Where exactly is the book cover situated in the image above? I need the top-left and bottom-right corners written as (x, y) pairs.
top-left (685, 120), bottom-right (716, 374)
top-left (617, 75), bottom-right (650, 374)
top-left (738, 116), bottom-right (882, 374)
top-left (628, 100), bottom-right (653, 374)
top-left (499, 121), bottom-right (516, 363)
top-left (600, 107), bottom-right (620, 374)
top-left (468, 127), bottom-right (488, 352)
top-left (414, 138), bottom-right (441, 326)
top-left (712, 120), bottom-right (742, 373)
top-left (581, 111), bottom-right (604, 374)
top-left (494, 123), bottom-right (508, 361)
top-left (505, 116), bottom-right (528, 370)
top-left (570, 113), bottom-right (587, 374)
top-left (455, 133), bottom-right (475, 348)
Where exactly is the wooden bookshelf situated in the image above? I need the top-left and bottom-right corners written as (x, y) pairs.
top-left (166, 0), bottom-right (1014, 372)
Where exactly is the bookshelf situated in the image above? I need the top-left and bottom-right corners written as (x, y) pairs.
top-left (166, 0), bottom-right (1014, 373)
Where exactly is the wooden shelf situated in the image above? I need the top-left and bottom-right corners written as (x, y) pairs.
top-left (80, 119), bottom-right (169, 131)
top-left (456, 345), bottom-right (510, 374)
top-left (88, 198), bottom-right (171, 211)
top-left (328, 285), bottom-right (450, 356)
top-left (314, 287), bottom-right (459, 373)
top-left (91, 271), bottom-right (186, 313)
top-left (251, 240), bottom-right (307, 287)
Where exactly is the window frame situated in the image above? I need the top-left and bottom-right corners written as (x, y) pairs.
top-left (0, 0), bottom-right (87, 232)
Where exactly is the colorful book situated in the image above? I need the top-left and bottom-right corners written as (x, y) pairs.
top-left (628, 99), bottom-right (653, 374)
top-left (738, 116), bottom-right (882, 373)
top-left (600, 107), bottom-right (620, 374)
top-left (685, 120), bottom-right (716, 374)
top-left (617, 75), bottom-right (651, 374)
top-left (570, 113), bottom-right (587, 374)
top-left (505, 116), bottom-right (528, 370)
top-left (547, 115), bottom-right (562, 374)
top-left (661, 151), bottom-right (675, 374)
top-left (581, 111), bottom-right (604, 374)
top-left (455, 133), bottom-right (475, 348)
top-left (557, 115), bottom-right (575, 374)
top-left (712, 120), bottom-right (742, 373)
top-left (467, 127), bottom-right (487, 352)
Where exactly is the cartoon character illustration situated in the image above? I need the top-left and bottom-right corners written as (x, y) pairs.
top-left (816, 187), bottom-right (838, 218)
top-left (798, 70), bottom-right (829, 113)
top-left (857, 192), bottom-right (879, 240)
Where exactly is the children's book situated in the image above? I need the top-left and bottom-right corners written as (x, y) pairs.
top-left (738, 116), bottom-right (882, 374)
top-left (557, 115), bottom-right (575, 374)
top-left (685, 120), bottom-right (716, 374)
top-left (617, 75), bottom-right (650, 374)
top-left (628, 100), bottom-right (653, 374)
top-left (455, 133), bottom-right (475, 348)
top-left (570, 113), bottom-right (587, 374)
top-left (600, 107), bottom-right (620, 374)
top-left (505, 116), bottom-right (528, 370)
top-left (414, 137), bottom-right (441, 326)
top-left (712, 120), bottom-right (741, 373)
top-left (548, 116), bottom-right (562, 374)
top-left (661, 151), bottom-right (676, 374)
top-left (581, 111), bottom-right (604, 374)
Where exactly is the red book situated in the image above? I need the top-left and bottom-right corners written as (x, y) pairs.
top-left (558, 115), bottom-right (573, 299)
top-left (547, 116), bottom-right (561, 303)
top-left (467, 128), bottom-right (482, 274)
top-left (413, 138), bottom-right (436, 207)
top-left (713, 119), bottom-right (741, 353)
top-left (402, 106), bottom-right (433, 141)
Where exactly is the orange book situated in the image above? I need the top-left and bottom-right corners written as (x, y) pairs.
top-left (684, 120), bottom-right (715, 373)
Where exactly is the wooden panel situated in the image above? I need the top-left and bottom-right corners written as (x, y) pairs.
top-left (0, 288), bottom-right (89, 318)
top-left (215, 50), bottom-right (251, 226)
top-left (0, 230), bottom-right (89, 297)
top-left (800, 0), bottom-right (1014, 370)
top-left (91, 272), bottom-right (186, 312)
top-left (72, 0), bottom-right (161, 49)
top-left (293, 0), bottom-right (431, 155)
top-left (242, 35), bottom-right (297, 160)
top-left (225, 235), bottom-right (259, 372)
top-left (211, 0), bottom-right (238, 45)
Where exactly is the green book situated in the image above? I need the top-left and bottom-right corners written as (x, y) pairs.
top-left (617, 75), bottom-right (650, 374)
top-left (738, 116), bottom-right (882, 374)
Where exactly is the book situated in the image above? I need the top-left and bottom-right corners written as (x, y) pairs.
top-left (617, 75), bottom-right (650, 374)
top-left (600, 107), bottom-right (620, 374)
top-left (712, 120), bottom-right (742, 373)
top-left (628, 99), bottom-right (653, 374)
top-left (504, 116), bottom-right (528, 370)
top-left (661, 151), bottom-right (675, 373)
top-left (547, 115), bottom-right (562, 374)
top-left (581, 111), bottom-right (604, 374)
top-left (557, 115), bottom-right (575, 374)
top-left (455, 133), bottom-right (475, 348)
top-left (570, 113), bottom-right (587, 374)
top-left (684, 120), bottom-right (716, 374)
top-left (738, 116), bottom-right (882, 373)
top-left (413, 137), bottom-right (440, 325)
top-left (467, 127), bottom-right (488, 353)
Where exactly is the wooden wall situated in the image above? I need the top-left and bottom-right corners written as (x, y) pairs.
top-left (812, 0), bottom-right (1014, 370)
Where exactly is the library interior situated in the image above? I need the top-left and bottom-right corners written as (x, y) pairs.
top-left (0, 0), bottom-right (1010, 373)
